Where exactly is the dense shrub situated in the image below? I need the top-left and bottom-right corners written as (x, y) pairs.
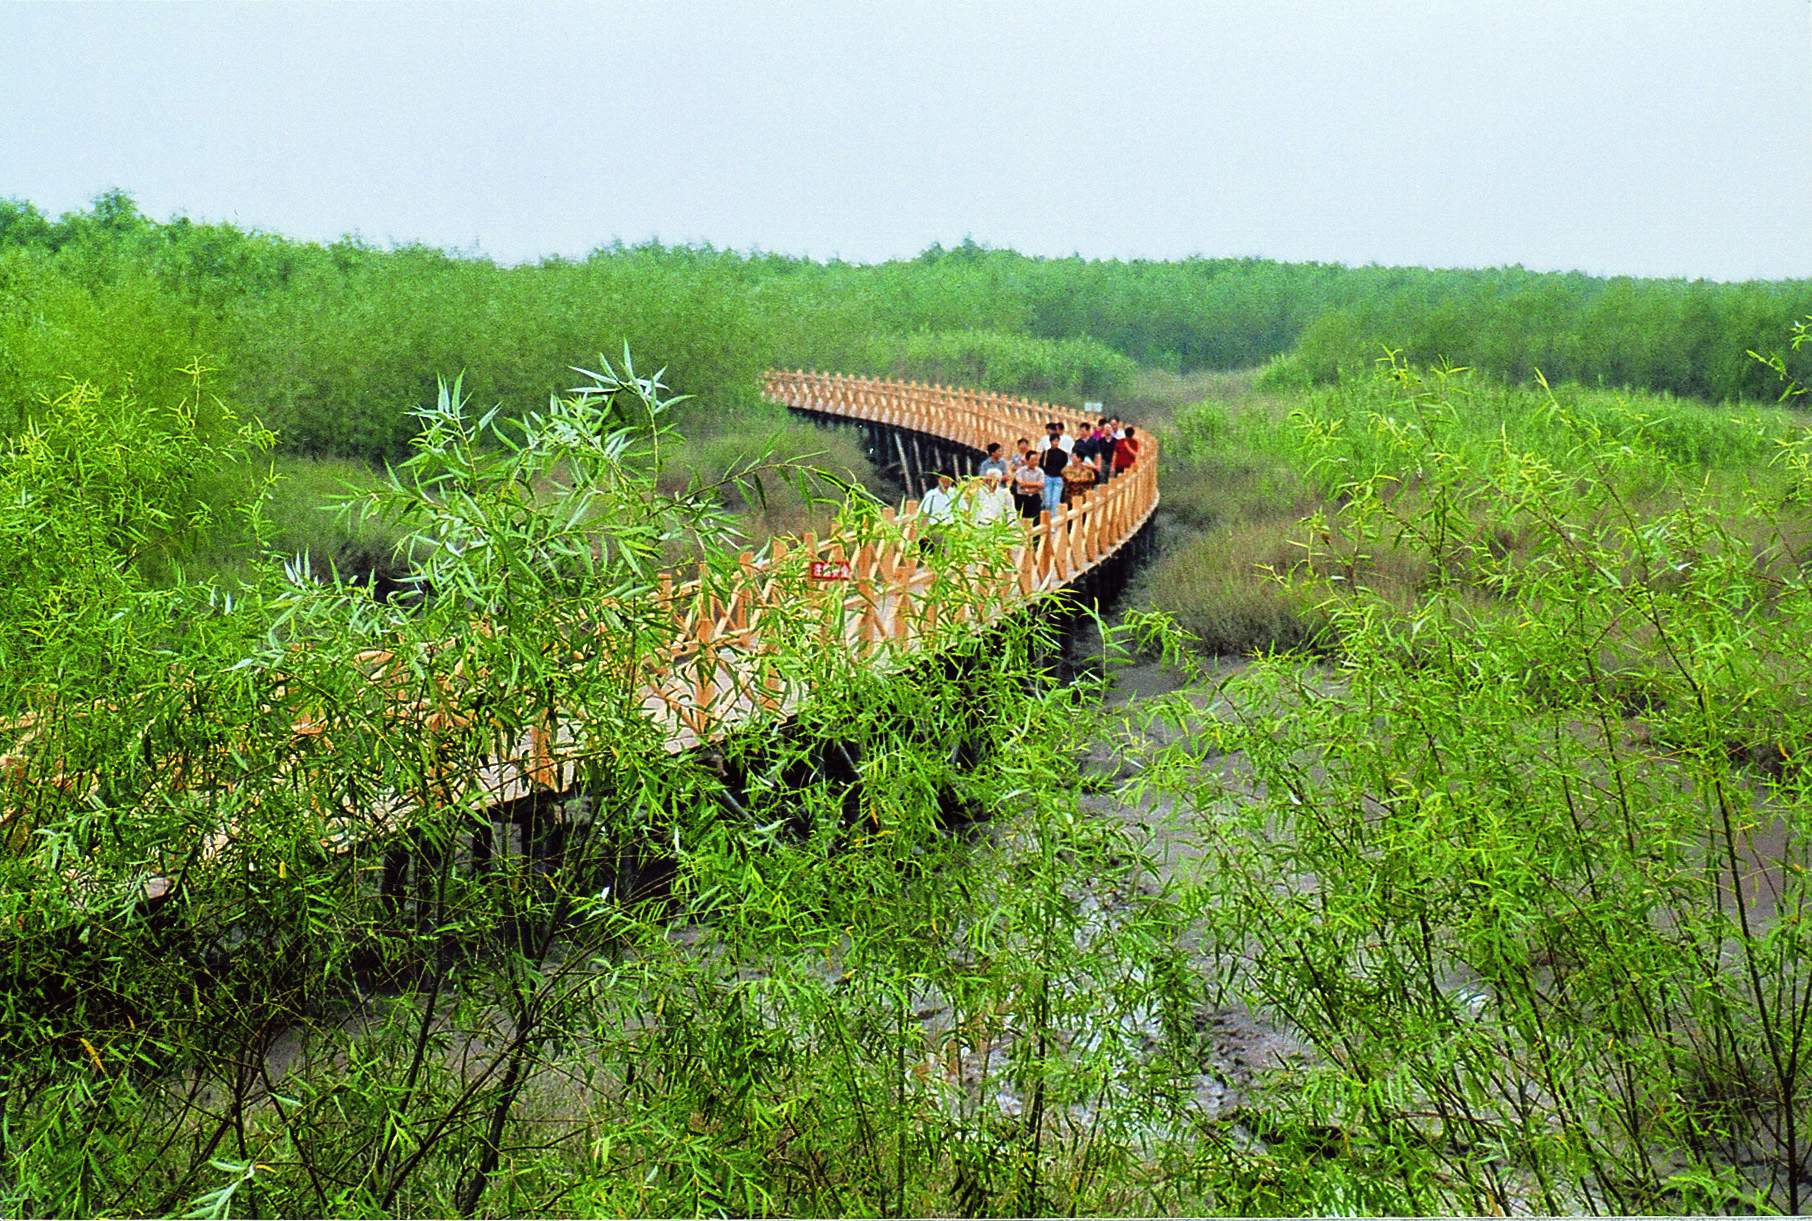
top-left (1289, 270), bottom-right (1812, 401)
top-left (0, 367), bottom-right (1210, 1217)
top-left (1131, 360), bottom-right (1812, 1212)
top-left (0, 366), bottom-right (273, 714)
top-left (839, 328), bottom-right (1138, 401)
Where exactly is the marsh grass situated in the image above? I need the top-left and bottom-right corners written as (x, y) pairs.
top-left (1136, 354), bottom-right (1809, 657)
top-left (656, 412), bottom-right (880, 545)
top-left (865, 328), bottom-right (1139, 402)
top-left (1120, 356), bottom-right (1812, 1213)
top-left (239, 454), bottom-right (402, 582)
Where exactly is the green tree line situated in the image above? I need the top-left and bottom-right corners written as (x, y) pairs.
top-left (5, 192), bottom-right (1810, 471)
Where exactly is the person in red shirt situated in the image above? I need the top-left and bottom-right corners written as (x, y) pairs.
top-left (1113, 425), bottom-right (1140, 473)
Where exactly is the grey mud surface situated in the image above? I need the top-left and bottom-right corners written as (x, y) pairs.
top-left (1080, 650), bottom-right (1307, 1120)
top-left (677, 640), bottom-right (1308, 1135)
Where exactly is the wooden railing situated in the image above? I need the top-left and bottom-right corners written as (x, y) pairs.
top-left (762, 369), bottom-right (1159, 594)
top-left (509, 370), bottom-right (1158, 794)
top-left (3, 373), bottom-right (1159, 867)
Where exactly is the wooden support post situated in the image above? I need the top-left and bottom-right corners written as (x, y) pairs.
top-left (527, 721), bottom-right (557, 791)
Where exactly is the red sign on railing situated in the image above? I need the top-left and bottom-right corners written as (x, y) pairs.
top-left (809, 560), bottom-right (852, 582)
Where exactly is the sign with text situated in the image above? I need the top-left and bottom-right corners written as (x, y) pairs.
top-left (808, 560), bottom-right (852, 582)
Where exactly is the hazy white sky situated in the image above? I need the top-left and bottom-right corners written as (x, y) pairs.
top-left (3, 1), bottom-right (1809, 279)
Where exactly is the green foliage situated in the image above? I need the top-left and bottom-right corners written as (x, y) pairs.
top-left (1251, 351), bottom-right (1313, 394)
top-left (1141, 357), bottom-right (1805, 656)
top-left (223, 245), bottom-right (768, 460)
top-left (0, 358), bottom-right (1212, 1218)
top-left (657, 411), bottom-right (879, 545)
top-left (0, 362), bottom-right (273, 716)
top-left (254, 454), bottom-right (402, 586)
top-left (0, 247), bottom-right (213, 423)
top-left (1286, 354), bottom-right (1794, 500)
top-left (848, 329), bottom-right (1138, 401)
top-left (1129, 360), bottom-right (1812, 1212)
top-left (1289, 269), bottom-right (1812, 401)
top-left (8, 193), bottom-right (1809, 488)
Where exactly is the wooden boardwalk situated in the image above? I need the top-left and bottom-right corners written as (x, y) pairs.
top-left (4, 372), bottom-right (1159, 882)
top-left (352, 369), bottom-right (1158, 817)
top-left (471, 371), bottom-right (1159, 804)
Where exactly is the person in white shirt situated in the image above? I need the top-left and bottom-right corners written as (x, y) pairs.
top-left (1034, 421), bottom-right (1074, 455)
top-left (917, 472), bottom-right (956, 525)
top-left (1009, 438), bottom-right (1044, 519)
top-left (967, 469), bottom-right (1015, 525)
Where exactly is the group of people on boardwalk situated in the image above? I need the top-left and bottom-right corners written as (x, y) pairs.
top-left (915, 415), bottom-right (1139, 531)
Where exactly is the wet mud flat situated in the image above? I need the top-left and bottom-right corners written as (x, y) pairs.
top-left (1075, 638), bottom-right (1812, 1211)
top-left (207, 631), bottom-right (1812, 1209)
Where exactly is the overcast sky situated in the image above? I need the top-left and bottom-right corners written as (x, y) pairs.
top-left (3, 1), bottom-right (1809, 279)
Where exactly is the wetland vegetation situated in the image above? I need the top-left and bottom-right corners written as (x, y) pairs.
top-left (1, 193), bottom-right (1810, 1214)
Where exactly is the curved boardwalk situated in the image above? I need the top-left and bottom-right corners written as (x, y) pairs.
top-left (762, 370), bottom-right (1160, 595)
top-left (442, 371), bottom-right (1159, 804)
top-left (485, 371), bottom-right (1159, 800)
top-left (567, 372), bottom-right (1157, 752)
top-left (5, 373), bottom-right (1160, 883)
